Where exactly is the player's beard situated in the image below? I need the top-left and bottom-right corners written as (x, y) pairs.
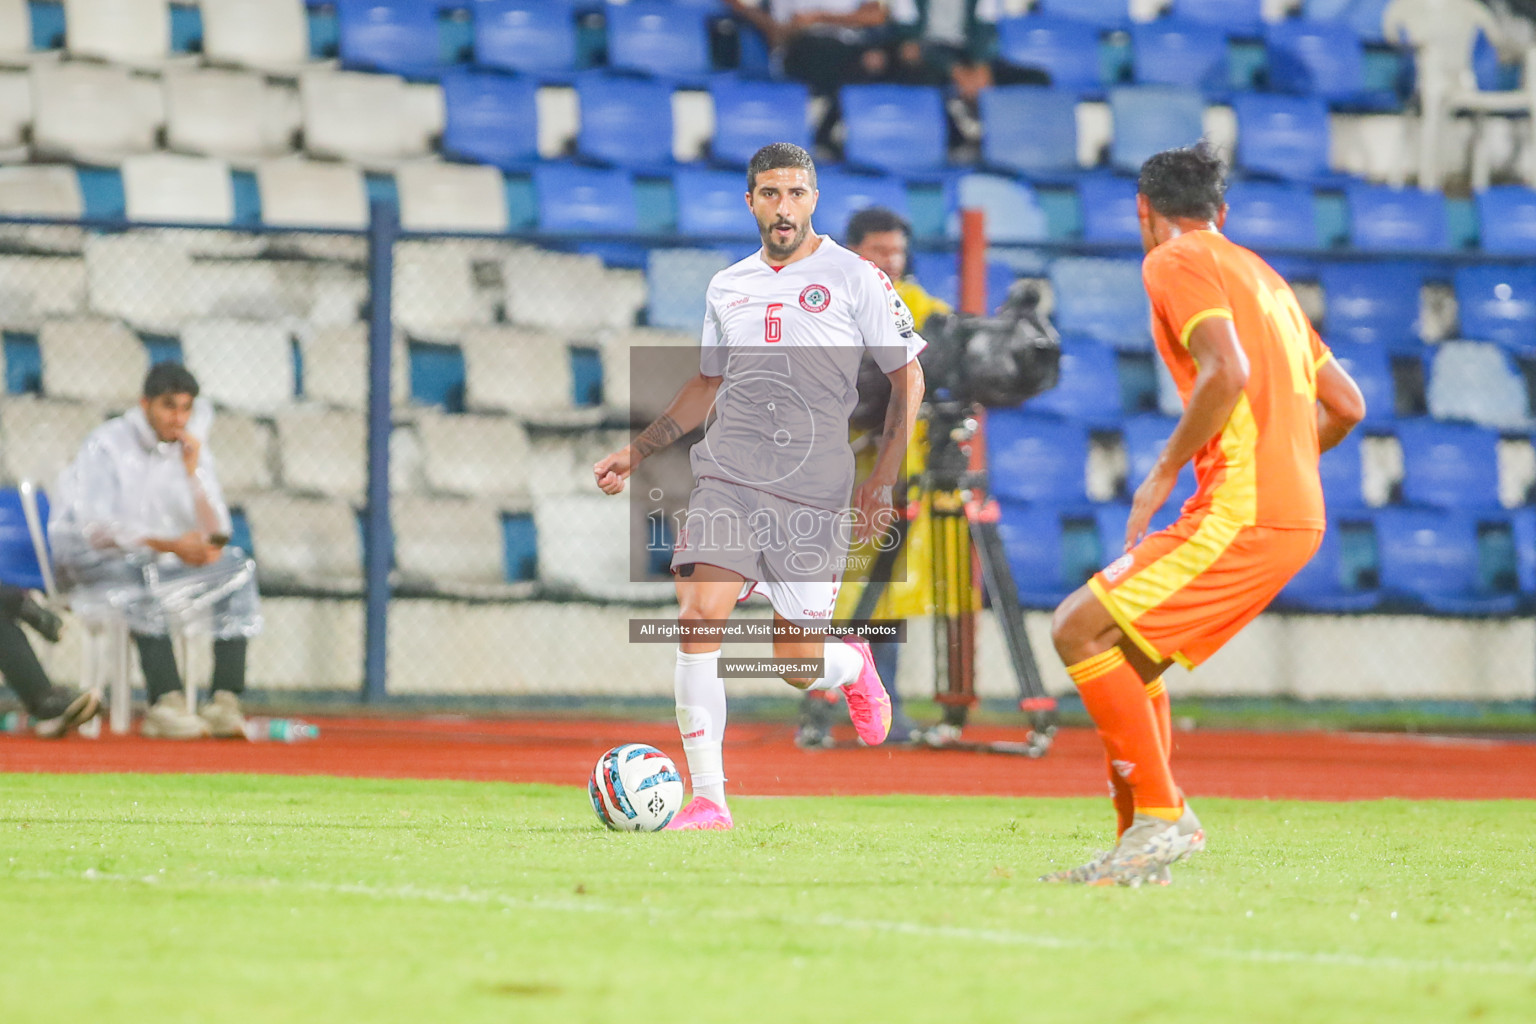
top-left (761, 217), bottom-right (808, 261)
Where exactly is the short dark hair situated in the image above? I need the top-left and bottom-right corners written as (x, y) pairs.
top-left (1137, 141), bottom-right (1227, 222)
top-left (846, 206), bottom-right (911, 248)
top-left (746, 142), bottom-right (817, 193)
top-left (143, 362), bottom-right (200, 400)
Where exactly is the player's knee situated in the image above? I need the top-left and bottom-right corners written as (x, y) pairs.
top-left (781, 675), bottom-right (814, 690)
top-left (1050, 592), bottom-right (1091, 662)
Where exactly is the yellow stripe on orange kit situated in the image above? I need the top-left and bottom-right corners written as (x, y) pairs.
top-left (1067, 648), bottom-right (1127, 685)
top-left (1144, 677), bottom-right (1167, 699)
top-left (1178, 307), bottom-right (1233, 348)
top-left (1105, 514), bottom-right (1245, 625)
top-left (1207, 393), bottom-right (1260, 527)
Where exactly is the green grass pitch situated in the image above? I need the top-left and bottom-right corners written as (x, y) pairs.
top-left (3, 774), bottom-right (1534, 1023)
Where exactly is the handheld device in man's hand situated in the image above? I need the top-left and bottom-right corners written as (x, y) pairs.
top-left (209, 533), bottom-right (230, 546)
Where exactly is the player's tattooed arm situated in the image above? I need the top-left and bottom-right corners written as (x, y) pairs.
top-left (632, 413), bottom-right (683, 459)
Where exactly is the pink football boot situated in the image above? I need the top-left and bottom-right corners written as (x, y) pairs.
top-left (839, 636), bottom-right (892, 745)
top-left (663, 795), bottom-right (734, 831)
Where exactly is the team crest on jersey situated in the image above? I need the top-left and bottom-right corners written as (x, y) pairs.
top-left (799, 284), bottom-right (831, 313)
top-left (1104, 553), bottom-right (1134, 582)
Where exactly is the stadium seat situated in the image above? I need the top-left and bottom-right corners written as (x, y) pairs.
top-left (64, 0), bottom-right (170, 68)
top-left (440, 70), bottom-right (538, 170)
top-left (1474, 186), bottom-right (1536, 256)
top-left (1221, 181), bottom-right (1317, 252)
top-left (673, 166), bottom-right (758, 241)
top-left (1035, 0), bottom-right (1129, 30)
top-left (1374, 507), bottom-right (1518, 614)
top-left (1171, 0), bottom-right (1263, 35)
top-left (646, 247), bottom-right (732, 331)
top-left (1023, 339), bottom-right (1124, 429)
top-left (122, 154), bottom-right (234, 225)
top-left (907, 251), bottom-right (1015, 317)
top-left (1513, 507), bottom-right (1536, 597)
top-left (979, 86), bottom-right (1078, 179)
top-left (473, 0), bottom-right (577, 76)
top-left (29, 62), bottom-right (160, 164)
top-left (708, 78), bottom-right (810, 168)
top-left (953, 174), bottom-right (1047, 244)
top-left (1075, 174), bottom-right (1139, 244)
top-left (164, 69), bottom-right (299, 164)
top-left (1317, 427), bottom-right (1367, 510)
top-left (812, 167), bottom-right (909, 241)
top-left (1345, 184), bottom-right (1449, 252)
top-left (0, 253), bottom-right (86, 332)
top-left (396, 161), bottom-right (509, 233)
top-left (1231, 93), bottom-right (1334, 183)
top-left (1274, 516), bottom-right (1379, 612)
top-left (534, 493), bottom-right (673, 600)
top-left (1427, 341), bottom-right (1530, 430)
top-left (37, 319), bottom-right (147, 408)
top-left (984, 411), bottom-right (1090, 505)
top-left (1326, 342), bottom-right (1395, 429)
top-left (182, 320), bottom-right (296, 415)
top-left (0, 69), bottom-right (29, 159)
top-left (394, 495), bottom-right (517, 594)
top-left (0, 164), bottom-right (83, 220)
top-left (840, 84), bottom-right (946, 176)
top-left (83, 235), bottom-right (199, 333)
top-left (1305, 0), bottom-right (1390, 45)
top-left (996, 501), bottom-right (1077, 607)
top-left (413, 412), bottom-right (531, 498)
top-left (504, 247), bottom-right (645, 333)
top-left (394, 241), bottom-right (491, 341)
top-left (300, 70), bottom-right (434, 167)
top-left (576, 74), bottom-right (673, 171)
top-left (207, 411), bottom-right (276, 497)
top-left (1121, 413), bottom-right (1198, 528)
top-left (336, 0), bottom-right (441, 79)
top-left (1048, 257), bottom-right (1150, 350)
top-left (255, 158), bottom-right (369, 229)
top-left (995, 15), bottom-right (1102, 93)
top-left (1454, 263), bottom-right (1536, 351)
top-left (274, 406), bottom-right (365, 498)
top-left (1131, 19), bottom-right (1228, 94)
top-left (606, 0), bottom-right (710, 80)
top-left (0, 395), bottom-right (105, 485)
top-left (1108, 85), bottom-right (1205, 173)
top-left (243, 493), bottom-right (361, 592)
top-left (299, 323), bottom-right (409, 411)
top-left (1395, 419), bottom-right (1502, 510)
top-left (532, 163), bottom-right (637, 234)
top-left (462, 325), bottom-right (578, 417)
top-left (1319, 260), bottom-right (1425, 349)
top-left (1266, 19), bottom-right (1388, 108)
top-left (0, 0), bottom-right (33, 65)
top-left (200, 0), bottom-right (310, 74)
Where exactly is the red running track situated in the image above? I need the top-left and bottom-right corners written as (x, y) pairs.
top-left (2, 717), bottom-right (1534, 800)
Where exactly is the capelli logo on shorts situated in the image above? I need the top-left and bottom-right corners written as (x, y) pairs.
top-left (1104, 553), bottom-right (1134, 582)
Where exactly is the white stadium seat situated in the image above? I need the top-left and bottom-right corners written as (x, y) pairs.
top-left (273, 405), bottom-right (365, 498)
top-left (298, 322), bottom-right (409, 410)
top-left (0, 69), bottom-right (29, 159)
top-left (0, 395), bottom-right (104, 485)
top-left (392, 495), bottom-right (525, 596)
top-left (64, 0), bottom-right (171, 68)
top-left (181, 319), bottom-right (296, 415)
top-left (413, 412), bottom-right (531, 499)
top-left (300, 70), bottom-right (432, 168)
top-left (394, 241), bottom-right (492, 340)
top-left (0, 254), bottom-right (86, 330)
top-left (599, 327), bottom-right (696, 424)
top-left (1428, 341), bottom-right (1532, 431)
top-left (0, 164), bottom-right (82, 219)
top-left (199, 0), bottom-right (311, 75)
top-left (122, 153), bottom-right (235, 225)
top-left (242, 493), bottom-right (361, 592)
top-left (164, 69), bottom-right (300, 164)
top-left (30, 61), bottom-right (161, 164)
top-left (255, 157), bottom-right (369, 230)
top-left (38, 318), bottom-right (147, 407)
top-left (191, 259), bottom-right (309, 321)
top-left (83, 234), bottom-right (200, 332)
top-left (0, 0), bottom-right (35, 67)
top-left (535, 85), bottom-right (577, 159)
top-left (533, 494), bottom-right (674, 602)
top-left (461, 326), bottom-right (574, 418)
top-left (503, 248), bottom-right (645, 333)
top-left (396, 161), bottom-right (509, 234)
top-left (206, 410), bottom-right (276, 497)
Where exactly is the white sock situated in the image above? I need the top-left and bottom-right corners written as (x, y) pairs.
top-left (674, 648), bottom-right (727, 807)
top-left (805, 641), bottom-right (863, 691)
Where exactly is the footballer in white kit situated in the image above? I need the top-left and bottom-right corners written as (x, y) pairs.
top-left (594, 143), bottom-right (926, 830)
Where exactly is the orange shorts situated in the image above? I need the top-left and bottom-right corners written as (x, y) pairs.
top-left (1088, 514), bottom-right (1323, 670)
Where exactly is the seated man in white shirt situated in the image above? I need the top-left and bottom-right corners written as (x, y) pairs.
top-left (50, 363), bottom-right (262, 740)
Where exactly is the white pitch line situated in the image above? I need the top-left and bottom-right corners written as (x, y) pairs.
top-left (18, 869), bottom-right (1536, 979)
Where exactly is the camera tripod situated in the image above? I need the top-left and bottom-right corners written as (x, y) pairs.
top-left (850, 400), bottom-right (1058, 758)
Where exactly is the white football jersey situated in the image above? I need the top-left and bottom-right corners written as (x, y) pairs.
top-left (693, 237), bottom-right (926, 511)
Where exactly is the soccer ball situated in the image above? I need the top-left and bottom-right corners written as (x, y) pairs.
top-left (588, 743), bottom-right (684, 832)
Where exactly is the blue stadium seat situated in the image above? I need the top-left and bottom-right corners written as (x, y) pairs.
top-left (1091, 503), bottom-right (1132, 564)
top-left (1131, 20), bottom-right (1228, 93)
top-left (979, 87), bottom-right (1079, 179)
top-left (840, 85), bottom-right (947, 175)
top-left (533, 163), bottom-right (637, 233)
top-left (1121, 414), bottom-right (1198, 528)
top-left (1049, 257), bottom-right (1151, 349)
top-left (954, 174), bottom-right (1048, 244)
top-left (907, 253), bottom-right (1016, 317)
top-left (606, 1), bottom-right (711, 79)
top-left (1512, 507), bottom-right (1536, 597)
top-left (813, 167), bottom-right (909, 241)
top-left (473, 0), bottom-right (577, 76)
top-left (1346, 184), bottom-right (1449, 252)
top-left (1319, 261), bottom-right (1425, 349)
top-left (1476, 186), bottom-right (1536, 256)
top-left (1171, 0), bottom-right (1264, 35)
top-left (0, 488), bottom-right (50, 593)
top-left (1076, 175), bottom-right (1140, 244)
top-left (1222, 181), bottom-right (1317, 251)
top-left (673, 167), bottom-right (757, 241)
top-left (1395, 419), bottom-right (1502, 510)
top-left (986, 411), bottom-right (1091, 505)
top-left (996, 501), bottom-right (1079, 607)
top-left (337, 0), bottom-right (442, 78)
top-left (440, 71), bottom-right (539, 170)
top-left (576, 75), bottom-right (674, 171)
top-left (1036, 0), bottom-right (1130, 30)
top-left (1268, 18), bottom-right (1399, 108)
top-left (1318, 428), bottom-right (1367, 510)
top-left (1108, 86), bottom-right (1205, 174)
top-left (1275, 517), bottom-right (1380, 612)
top-left (708, 79), bottom-right (810, 168)
top-left (1454, 264), bottom-right (1536, 351)
top-left (1374, 508), bottom-right (1518, 615)
top-left (1326, 342), bottom-right (1395, 428)
top-left (1305, 0), bottom-right (1390, 45)
top-left (1025, 339), bottom-right (1124, 428)
top-left (1231, 93), bottom-right (1333, 183)
top-left (995, 15), bottom-right (1103, 94)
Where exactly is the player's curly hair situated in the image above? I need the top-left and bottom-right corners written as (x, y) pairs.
top-left (747, 142), bottom-right (817, 193)
top-left (1138, 141), bottom-right (1227, 222)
